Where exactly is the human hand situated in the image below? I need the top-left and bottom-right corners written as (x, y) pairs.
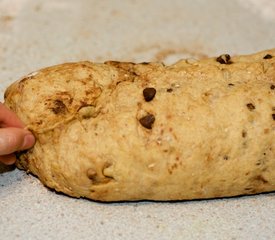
top-left (0, 103), bottom-right (35, 165)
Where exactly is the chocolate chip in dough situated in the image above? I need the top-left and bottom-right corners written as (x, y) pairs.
top-left (272, 114), bottom-right (275, 121)
top-left (143, 88), bottom-right (156, 102)
top-left (139, 114), bottom-right (155, 129)
top-left (271, 85), bottom-right (275, 90)
top-left (216, 54), bottom-right (232, 64)
top-left (263, 54), bottom-right (273, 59)
top-left (242, 130), bottom-right (247, 138)
top-left (167, 88), bottom-right (173, 92)
top-left (246, 103), bottom-right (256, 111)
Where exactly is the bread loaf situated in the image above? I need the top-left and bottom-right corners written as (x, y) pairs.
top-left (4, 49), bottom-right (275, 201)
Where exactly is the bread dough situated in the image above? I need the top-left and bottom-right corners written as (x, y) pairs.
top-left (4, 49), bottom-right (275, 201)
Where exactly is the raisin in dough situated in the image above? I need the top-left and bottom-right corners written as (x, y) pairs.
top-left (4, 49), bottom-right (275, 201)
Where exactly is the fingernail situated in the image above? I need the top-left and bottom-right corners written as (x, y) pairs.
top-left (22, 134), bottom-right (35, 149)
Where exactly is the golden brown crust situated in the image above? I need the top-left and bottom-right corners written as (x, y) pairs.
top-left (4, 49), bottom-right (275, 201)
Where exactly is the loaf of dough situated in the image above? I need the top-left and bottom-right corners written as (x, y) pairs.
top-left (4, 49), bottom-right (275, 201)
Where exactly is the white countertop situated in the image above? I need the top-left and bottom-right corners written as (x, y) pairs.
top-left (1, 0), bottom-right (275, 239)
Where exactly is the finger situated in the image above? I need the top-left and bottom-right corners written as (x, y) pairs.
top-left (0, 154), bottom-right (16, 165)
top-left (0, 128), bottom-right (35, 155)
top-left (0, 103), bottom-right (24, 128)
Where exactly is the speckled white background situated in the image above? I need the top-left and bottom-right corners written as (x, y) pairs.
top-left (0, 0), bottom-right (275, 239)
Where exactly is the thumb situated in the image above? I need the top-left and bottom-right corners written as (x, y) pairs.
top-left (0, 128), bottom-right (35, 155)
